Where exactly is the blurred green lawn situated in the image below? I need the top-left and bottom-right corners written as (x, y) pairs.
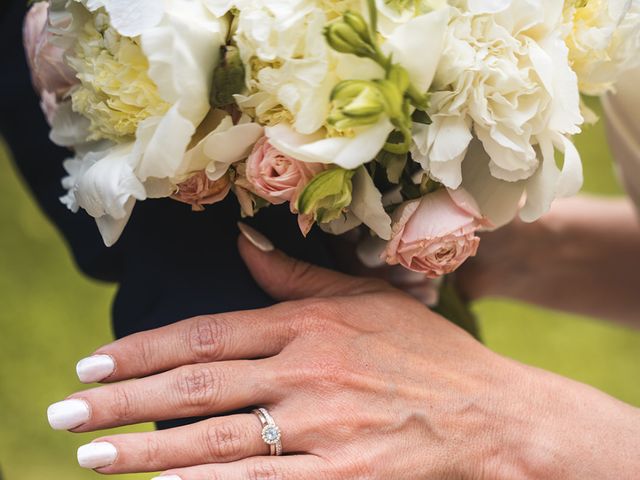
top-left (0, 100), bottom-right (639, 480)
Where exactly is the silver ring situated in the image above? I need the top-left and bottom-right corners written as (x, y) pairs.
top-left (253, 407), bottom-right (283, 456)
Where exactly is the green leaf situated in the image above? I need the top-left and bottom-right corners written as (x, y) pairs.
top-left (376, 150), bottom-right (407, 184)
top-left (412, 109), bottom-right (432, 125)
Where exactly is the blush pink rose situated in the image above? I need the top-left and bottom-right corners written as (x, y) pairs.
top-left (383, 188), bottom-right (491, 278)
top-left (240, 137), bottom-right (325, 235)
top-left (23, 1), bottom-right (77, 123)
top-left (172, 171), bottom-right (231, 212)
top-left (244, 137), bottom-right (325, 205)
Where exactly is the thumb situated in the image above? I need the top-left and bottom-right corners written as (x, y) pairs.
top-left (237, 223), bottom-right (384, 301)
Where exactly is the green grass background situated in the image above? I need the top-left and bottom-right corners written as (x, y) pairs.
top-left (0, 100), bottom-right (639, 479)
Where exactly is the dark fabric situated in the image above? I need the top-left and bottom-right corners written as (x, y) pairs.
top-left (2, 0), bottom-right (335, 430)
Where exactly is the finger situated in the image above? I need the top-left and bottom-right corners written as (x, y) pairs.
top-left (78, 306), bottom-right (295, 384)
top-left (156, 455), bottom-right (328, 480)
top-left (238, 223), bottom-right (389, 301)
top-left (78, 414), bottom-right (271, 474)
top-left (52, 359), bottom-right (278, 432)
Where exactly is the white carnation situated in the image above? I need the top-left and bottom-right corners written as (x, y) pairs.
top-left (565, 0), bottom-right (640, 95)
top-left (414, 0), bottom-right (585, 226)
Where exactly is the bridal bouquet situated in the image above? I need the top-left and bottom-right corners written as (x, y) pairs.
top-left (24, 0), bottom-right (640, 278)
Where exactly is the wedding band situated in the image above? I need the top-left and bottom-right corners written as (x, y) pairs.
top-left (253, 407), bottom-right (283, 456)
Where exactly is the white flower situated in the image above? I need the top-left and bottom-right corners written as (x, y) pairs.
top-left (414, 0), bottom-right (584, 227)
top-left (228, 0), bottom-right (339, 135)
top-left (263, 7), bottom-right (449, 169)
top-left (564, 0), bottom-right (640, 95)
top-left (52, 0), bottom-right (228, 245)
top-left (181, 110), bottom-right (264, 182)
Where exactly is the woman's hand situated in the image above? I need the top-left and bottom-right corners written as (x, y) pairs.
top-left (48, 225), bottom-right (640, 479)
top-left (458, 196), bottom-right (640, 326)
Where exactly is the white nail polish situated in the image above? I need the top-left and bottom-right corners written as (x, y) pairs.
top-left (76, 354), bottom-right (115, 383)
top-left (47, 399), bottom-right (90, 430)
top-left (153, 476), bottom-right (182, 480)
top-left (77, 442), bottom-right (118, 469)
top-left (238, 222), bottom-right (275, 252)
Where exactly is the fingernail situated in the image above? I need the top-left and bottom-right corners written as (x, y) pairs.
top-left (153, 476), bottom-right (182, 480)
top-left (76, 354), bottom-right (115, 383)
top-left (238, 222), bottom-right (274, 252)
top-left (77, 442), bottom-right (118, 469)
top-left (47, 399), bottom-right (90, 430)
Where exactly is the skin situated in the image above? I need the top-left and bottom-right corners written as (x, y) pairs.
top-left (57, 232), bottom-right (640, 479)
top-left (459, 195), bottom-right (640, 327)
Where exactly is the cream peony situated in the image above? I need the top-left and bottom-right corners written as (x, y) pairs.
top-left (413, 0), bottom-right (584, 227)
top-left (564, 0), bottom-right (640, 95)
top-left (52, 0), bottom-right (228, 245)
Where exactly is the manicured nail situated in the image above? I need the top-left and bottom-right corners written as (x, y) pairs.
top-left (77, 442), bottom-right (117, 469)
top-left (153, 476), bottom-right (183, 480)
top-left (238, 222), bottom-right (274, 252)
top-left (76, 354), bottom-right (115, 383)
top-left (47, 399), bottom-right (90, 430)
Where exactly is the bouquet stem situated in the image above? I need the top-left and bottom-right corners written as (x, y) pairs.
top-left (434, 276), bottom-right (480, 340)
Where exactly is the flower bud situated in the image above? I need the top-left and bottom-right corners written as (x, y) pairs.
top-left (324, 14), bottom-right (376, 58)
top-left (328, 80), bottom-right (387, 130)
top-left (343, 11), bottom-right (371, 40)
top-left (297, 168), bottom-right (355, 224)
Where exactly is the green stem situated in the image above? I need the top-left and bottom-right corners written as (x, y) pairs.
top-left (433, 276), bottom-right (480, 340)
top-left (383, 124), bottom-right (412, 154)
top-left (367, 0), bottom-right (378, 37)
top-left (406, 85), bottom-right (429, 110)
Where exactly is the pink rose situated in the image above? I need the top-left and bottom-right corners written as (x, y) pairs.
top-left (23, 2), bottom-right (77, 123)
top-left (172, 171), bottom-right (231, 212)
top-left (383, 188), bottom-right (491, 278)
top-left (239, 137), bottom-right (325, 235)
top-left (244, 137), bottom-right (324, 206)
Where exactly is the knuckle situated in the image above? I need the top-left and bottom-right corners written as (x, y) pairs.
top-left (201, 421), bottom-right (244, 460)
top-left (109, 385), bottom-right (137, 421)
top-left (143, 436), bottom-right (163, 467)
top-left (246, 460), bottom-right (282, 480)
top-left (186, 316), bottom-right (231, 362)
top-left (175, 365), bottom-right (220, 409)
top-left (287, 260), bottom-right (315, 289)
top-left (281, 354), bottom-right (351, 392)
top-left (137, 334), bottom-right (157, 372)
top-left (294, 299), bottom-right (335, 334)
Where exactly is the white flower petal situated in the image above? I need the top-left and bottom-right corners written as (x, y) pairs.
top-left (460, 140), bottom-right (525, 229)
top-left (320, 212), bottom-right (363, 236)
top-left (95, 197), bottom-right (136, 247)
top-left (84, 0), bottom-right (164, 37)
top-left (385, 8), bottom-right (450, 92)
top-left (266, 120), bottom-right (395, 170)
top-left (350, 168), bottom-right (392, 240)
top-left (63, 144), bottom-right (147, 246)
top-left (519, 136), bottom-right (559, 223)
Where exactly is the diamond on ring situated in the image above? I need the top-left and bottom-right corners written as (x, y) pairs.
top-left (253, 408), bottom-right (283, 456)
top-left (262, 425), bottom-right (281, 445)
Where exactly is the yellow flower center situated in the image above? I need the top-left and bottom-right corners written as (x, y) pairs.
top-left (68, 10), bottom-right (169, 142)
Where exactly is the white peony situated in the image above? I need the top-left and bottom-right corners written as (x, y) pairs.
top-left (564, 0), bottom-right (640, 96)
top-left (413, 0), bottom-right (585, 227)
top-left (51, 0), bottom-right (229, 245)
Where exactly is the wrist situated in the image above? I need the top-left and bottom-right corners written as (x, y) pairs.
top-left (484, 361), bottom-right (640, 480)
